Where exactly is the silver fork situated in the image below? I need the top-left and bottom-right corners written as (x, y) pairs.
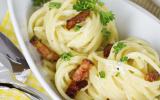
top-left (0, 32), bottom-right (29, 72)
top-left (0, 53), bottom-right (51, 100)
top-left (132, 0), bottom-right (160, 18)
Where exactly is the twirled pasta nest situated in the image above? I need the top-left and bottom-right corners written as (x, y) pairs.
top-left (28, 0), bottom-right (118, 55)
top-left (55, 38), bottom-right (160, 100)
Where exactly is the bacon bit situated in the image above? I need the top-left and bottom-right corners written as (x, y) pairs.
top-left (30, 36), bottom-right (59, 62)
top-left (66, 59), bottom-right (93, 98)
top-left (145, 71), bottom-right (160, 82)
top-left (66, 80), bottom-right (88, 98)
top-left (66, 11), bottom-right (90, 30)
top-left (72, 59), bottom-right (93, 81)
top-left (103, 44), bottom-right (113, 58)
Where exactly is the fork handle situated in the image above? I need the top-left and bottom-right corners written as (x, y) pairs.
top-left (0, 80), bottom-right (51, 100)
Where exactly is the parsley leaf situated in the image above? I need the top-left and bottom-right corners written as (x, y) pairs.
top-left (120, 56), bottom-right (128, 62)
top-left (129, 70), bottom-right (134, 74)
top-left (115, 72), bottom-right (120, 77)
top-left (98, 1), bottom-right (105, 7)
top-left (113, 42), bottom-right (126, 54)
top-left (99, 71), bottom-right (106, 78)
top-left (158, 85), bottom-right (160, 90)
top-left (155, 95), bottom-right (160, 99)
top-left (60, 52), bottom-right (73, 61)
top-left (74, 25), bottom-right (82, 31)
top-left (73, 0), bottom-right (97, 11)
top-left (101, 28), bottom-right (111, 40)
top-left (158, 64), bottom-right (160, 68)
top-left (73, 0), bottom-right (115, 25)
top-left (49, 2), bottom-right (61, 9)
top-left (32, 0), bottom-right (49, 6)
top-left (99, 11), bottom-right (115, 25)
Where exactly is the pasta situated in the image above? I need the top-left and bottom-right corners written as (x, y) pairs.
top-left (28, 0), bottom-right (118, 55)
top-left (55, 38), bottom-right (160, 100)
top-left (28, 0), bottom-right (160, 100)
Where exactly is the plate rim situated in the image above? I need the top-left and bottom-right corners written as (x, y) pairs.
top-left (7, 0), bottom-right (61, 100)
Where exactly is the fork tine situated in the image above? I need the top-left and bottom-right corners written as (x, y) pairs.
top-left (0, 32), bottom-right (29, 71)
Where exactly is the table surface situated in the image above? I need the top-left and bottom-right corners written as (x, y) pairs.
top-left (133, 0), bottom-right (160, 18)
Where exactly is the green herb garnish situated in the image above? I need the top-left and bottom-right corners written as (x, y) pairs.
top-left (98, 1), bottom-right (105, 7)
top-left (115, 72), bottom-right (120, 77)
top-left (74, 25), bottom-right (82, 31)
top-left (49, 2), bottom-right (61, 9)
top-left (99, 11), bottom-right (115, 25)
top-left (73, 0), bottom-right (115, 25)
top-left (101, 28), bottom-right (111, 40)
top-left (158, 85), bottom-right (160, 90)
top-left (73, 0), bottom-right (97, 11)
top-left (113, 42), bottom-right (126, 54)
top-left (155, 95), bottom-right (160, 99)
top-left (99, 71), bottom-right (106, 78)
top-left (129, 70), bottom-right (134, 74)
top-left (60, 52), bottom-right (73, 61)
top-left (120, 56), bottom-right (128, 62)
top-left (32, 0), bottom-right (49, 6)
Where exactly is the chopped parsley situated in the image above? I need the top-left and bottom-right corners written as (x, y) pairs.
top-left (155, 95), bottom-right (160, 99)
top-left (49, 2), bottom-right (61, 9)
top-left (73, 0), bottom-right (97, 11)
top-left (98, 1), bottom-right (105, 7)
top-left (120, 56), bottom-right (128, 62)
top-left (74, 25), bottom-right (82, 31)
top-left (101, 28), bottom-right (111, 40)
top-left (129, 70), bottom-right (134, 74)
top-left (99, 71), bottom-right (106, 78)
top-left (32, 0), bottom-right (49, 6)
top-left (99, 11), bottom-right (115, 25)
top-left (113, 42), bottom-right (126, 54)
top-left (115, 72), bottom-right (120, 77)
top-left (60, 52), bottom-right (73, 61)
top-left (158, 85), bottom-right (160, 90)
top-left (73, 0), bottom-right (115, 25)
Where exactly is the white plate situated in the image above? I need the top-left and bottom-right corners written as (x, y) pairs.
top-left (0, 0), bottom-right (7, 23)
top-left (7, 0), bottom-right (160, 99)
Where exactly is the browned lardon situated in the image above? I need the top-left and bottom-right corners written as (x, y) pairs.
top-left (30, 36), bottom-right (59, 62)
top-left (66, 80), bottom-right (88, 98)
top-left (72, 59), bottom-right (93, 81)
top-left (145, 71), bottom-right (160, 82)
top-left (66, 10), bottom-right (90, 30)
top-left (103, 44), bottom-right (113, 58)
top-left (66, 59), bottom-right (93, 98)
